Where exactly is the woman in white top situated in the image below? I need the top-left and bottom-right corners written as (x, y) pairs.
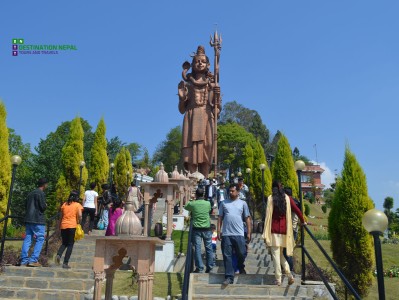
top-left (81, 182), bottom-right (98, 235)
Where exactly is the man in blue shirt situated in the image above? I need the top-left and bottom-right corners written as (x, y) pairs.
top-left (217, 184), bottom-right (252, 285)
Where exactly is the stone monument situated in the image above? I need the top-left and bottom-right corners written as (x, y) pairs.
top-left (178, 32), bottom-right (222, 177)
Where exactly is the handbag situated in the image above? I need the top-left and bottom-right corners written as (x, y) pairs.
top-left (74, 224), bottom-right (84, 241)
top-left (97, 211), bottom-right (105, 230)
top-left (97, 219), bottom-right (105, 230)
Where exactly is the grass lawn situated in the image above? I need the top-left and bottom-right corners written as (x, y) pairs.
top-left (293, 201), bottom-right (399, 300)
top-left (171, 230), bottom-right (189, 256)
top-left (4, 240), bottom-right (23, 250)
top-left (111, 271), bottom-right (183, 298)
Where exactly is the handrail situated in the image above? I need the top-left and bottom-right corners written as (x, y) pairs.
top-left (45, 212), bottom-right (61, 255)
top-left (0, 212), bottom-right (61, 263)
top-left (181, 218), bottom-right (194, 300)
top-left (302, 225), bottom-right (362, 300)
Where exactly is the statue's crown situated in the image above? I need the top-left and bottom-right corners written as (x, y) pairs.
top-left (196, 45), bottom-right (206, 56)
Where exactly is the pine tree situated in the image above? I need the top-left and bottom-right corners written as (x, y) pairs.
top-left (55, 117), bottom-right (88, 213)
top-left (252, 140), bottom-right (272, 207)
top-left (0, 101), bottom-right (11, 236)
top-left (271, 134), bottom-right (298, 197)
top-left (89, 118), bottom-right (109, 192)
top-left (114, 147), bottom-right (132, 199)
top-left (328, 147), bottom-right (374, 297)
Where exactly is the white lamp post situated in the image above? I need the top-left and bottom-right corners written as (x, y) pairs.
top-left (363, 209), bottom-right (388, 300)
top-left (295, 160), bottom-right (306, 281)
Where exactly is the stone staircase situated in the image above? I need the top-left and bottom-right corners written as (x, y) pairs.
top-left (188, 233), bottom-right (333, 300)
top-left (0, 232), bottom-right (99, 300)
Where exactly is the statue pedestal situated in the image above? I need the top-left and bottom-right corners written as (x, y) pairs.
top-left (92, 236), bottom-right (164, 300)
top-left (154, 240), bottom-right (175, 272)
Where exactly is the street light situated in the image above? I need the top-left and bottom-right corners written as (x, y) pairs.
top-left (259, 163), bottom-right (266, 223)
top-left (0, 155), bottom-right (22, 263)
top-left (295, 159), bottom-right (306, 282)
top-left (237, 171), bottom-right (242, 177)
top-left (126, 171), bottom-right (130, 187)
top-left (78, 161), bottom-right (85, 198)
top-left (246, 168), bottom-right (254, 231)
top-left (109, 163), bottom-right (115, 188)
top-left (363, 209), bottom-right (388, 300)
top-left (230, 173), bottom-right (235, 184)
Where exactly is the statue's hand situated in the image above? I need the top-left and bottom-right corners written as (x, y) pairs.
top-left (213, 86), bottom-right (221, 96)
top-left (178, 81), bottom-right (187, 100)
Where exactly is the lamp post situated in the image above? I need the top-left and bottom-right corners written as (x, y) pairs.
top-left (0, 155), bottom-right (22, 263)
top-left (246, 168), bottom-right (254, 231)
top-left (126, 171), bottom-right (130, 186)
top-left (295, 159), bottom-right (306, 282)
top-left (109, 163), bottom-right (115, 188)
top-left (266, 154), bottom-right (274, 169)
top-left (78, 161), bottom-right (85, 198)
top-left (363, 209), bottom-right (388, 300)
top-left (230, 173), bottom-right (235, 184)
top-left (259, 164), bottom-right (266, 222)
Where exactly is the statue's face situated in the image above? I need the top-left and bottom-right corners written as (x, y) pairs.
top-left (192, 55), bottom-right (208, 73)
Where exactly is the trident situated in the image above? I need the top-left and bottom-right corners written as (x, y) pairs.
top-left (210, 30), bottom-right (222, 180)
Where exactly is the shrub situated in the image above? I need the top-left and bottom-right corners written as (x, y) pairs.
top-left (313, 231), bottom-right (330, 240)
top-left (328, 147), bottom-right (374, 297)
top-left (321, 204), bottom-right (327, 213)
top-left (6, 224), bottom-right (25, 238)
top-left (304, 203), bottom-right (310, 216)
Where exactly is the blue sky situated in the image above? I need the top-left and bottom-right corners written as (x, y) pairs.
top-left (1, 1), bottom-right (398, 211)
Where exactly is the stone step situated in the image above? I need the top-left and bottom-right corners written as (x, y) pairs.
top-left (69, 256), bottom-right (95, 263)
top-left (66, 262), bottom-right (93, 269)
top-left (211, 265), bottom-right (275, 275)
top-left (214, 252), bottom-right (271, 261)
top-left (0, 275), bottom-right (93, 291)
top-left (0, 287), bottom-right (88, 300)
top-left (192, 273), bottom-right (290, 285)
top-left (191, 283), bottom-right (313, 298)
top-left (192, 295), bottom-right (312, 300)
top-left (190, 274), bottom-right (333, 299)
top-left (212, 258), bottom-right (272, 267)
top-left (2, 266), bottom-right (93, 279)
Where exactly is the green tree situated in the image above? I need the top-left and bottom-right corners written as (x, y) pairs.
top-left (218, 122), bottom-right (270, 211)
top-left (251, 140), bottom-right (272, 216)
top-left (107, 136), bottom-right (125, 162)
top-left (292, 147), bottom-right (311, 165)
top-left (33, 118), bottom-right (94, 213)
top-left (8, 129), bottom-right (36, 225)
top-left (126, 142), bottom-right (142, 163)
top-left (391, 208), bottom-right (399, 235)
top-left (271, 134), bottom-right (298, 198)
top-left (153, 126), bottom-right (183, 172)
top-left (114, 147), bottom-right (132, 198)
top-left (328, 147), bottom-right (374, 297)
top-left (89, 118), bottom-right (109, 192)
top-left (219, 101), bottom-right (270, 153)
top-left (55, 117), bottom-right (88, 216)
top-left (0, 101), bottom-right (11, 235)
top-left (265, 130), bottom-right (282, 162)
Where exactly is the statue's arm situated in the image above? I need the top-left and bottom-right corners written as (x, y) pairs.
top-left (178, 81), bottom-right (188, 114)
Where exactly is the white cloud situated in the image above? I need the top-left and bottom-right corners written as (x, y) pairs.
top-left (311, 161), bottom-right (335, 189)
